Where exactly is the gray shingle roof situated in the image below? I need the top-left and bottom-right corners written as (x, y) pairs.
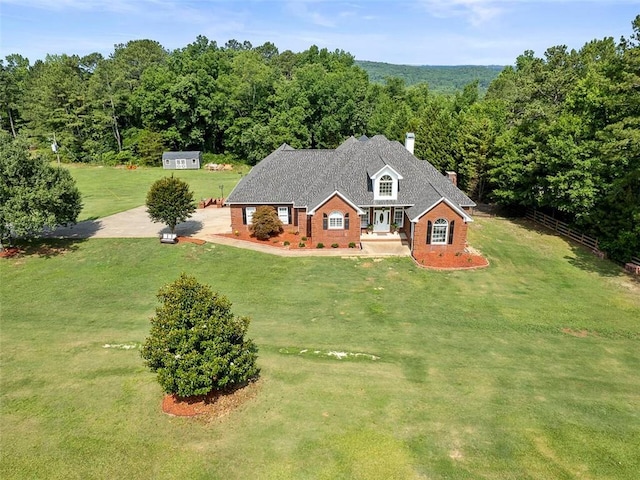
top-left (162, 151), bottom-right (201, 159)
top-left (226, 135), bottom-right (475, 218)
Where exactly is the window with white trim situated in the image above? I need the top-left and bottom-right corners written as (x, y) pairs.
top-left (378, 175), bottom-right (393, 197)
top-left (360, 210), bottom-right (370, 228)
top-left (245, 206), bottom-right (256, 224)
top-left (432, 218), bottom-right (448, 244)
top-left (328, 211), bottom-right (344, 229)
top-left (278, 206), bottom-right (289, 224)
top-left (393, 208), bottom-right (404, 227)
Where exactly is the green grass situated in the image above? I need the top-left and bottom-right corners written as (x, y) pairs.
top-left (63, 164), bottom-right (248, 221)
top-left (1, 216), bottom-right (639, 479)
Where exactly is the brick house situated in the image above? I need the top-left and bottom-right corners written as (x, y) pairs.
top-left (225, 134), bottom-right (475, 257)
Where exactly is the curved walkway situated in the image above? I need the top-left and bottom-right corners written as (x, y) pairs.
top-left (200, 234), bottom-right (410, 257)
top-left (48, 206), bottom-right (411, 258)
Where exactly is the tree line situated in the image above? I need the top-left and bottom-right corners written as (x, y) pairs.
top-left (1, 17), bottom-right (639, 261)
top-left (355, 61), bottom-right (502, 93)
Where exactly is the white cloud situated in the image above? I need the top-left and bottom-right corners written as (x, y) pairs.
top-left (1, 0), bottom-right (140, 13)
top-left (419, 0), bottom-right (504, 26)
top-left (285, 0), bottom-right (337, 28)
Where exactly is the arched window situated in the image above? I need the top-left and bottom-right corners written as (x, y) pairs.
top-left (378, 175), bottom-right (393, 197)
top-left (431, 218), bottom-right (448, 244)
top-left (328, 211), bottom-right (344, 229)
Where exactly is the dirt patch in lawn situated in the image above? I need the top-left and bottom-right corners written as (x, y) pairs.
top-left (561, 328), bottom-right (590, 338)
top-left (162, 380), bottom-right (260, 419)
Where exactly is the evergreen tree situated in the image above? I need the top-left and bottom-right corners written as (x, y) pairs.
top-left (141, 274), bottom-right (259, 397)
top-left (0, 133), bottom-right (82, 250)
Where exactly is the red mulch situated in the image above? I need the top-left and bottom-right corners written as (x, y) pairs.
top-left (176, 236), bottom-right (206, 245)
top-left (0, 247), bottom-right (21, 258)
top-left (161, 381), bottom-right (260, 419)
top-left (412, 251), bottom-right (489, 270)
top-left (221, 230), bottom-right (317, 249)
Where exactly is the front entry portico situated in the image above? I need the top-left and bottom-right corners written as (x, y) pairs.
top-left (373, 208), bottom-right (390, 232)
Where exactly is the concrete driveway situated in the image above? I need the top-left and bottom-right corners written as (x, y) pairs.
top-left (47, 206), bottom-right (232, 239)
top-left (48, 205), bottom-right (411, 257)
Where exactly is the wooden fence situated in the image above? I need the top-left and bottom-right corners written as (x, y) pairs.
top-left (525, 209), bottom-right (600, 251)
top-left (627, 257), bottom-right (640, 275)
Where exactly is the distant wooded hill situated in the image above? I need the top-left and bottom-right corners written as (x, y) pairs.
top-left (356, 60), bottom-right (505, 93)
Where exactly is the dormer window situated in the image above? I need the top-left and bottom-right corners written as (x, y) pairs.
top-left (372, 166), bottom-right (402, 201)
top-left (379, 175), bottom-right (393, 197)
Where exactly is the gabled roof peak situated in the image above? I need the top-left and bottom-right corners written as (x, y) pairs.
top-left (371, 163), bottom-right (403, 180)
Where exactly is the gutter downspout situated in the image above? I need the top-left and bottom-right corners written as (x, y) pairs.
top-left (410, 221), bottom-right (415, 255)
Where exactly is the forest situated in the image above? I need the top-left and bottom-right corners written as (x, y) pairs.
top-left (1, 16), bottom-right (639, 262)
top-left (355, 60), bottom-right (503, 92)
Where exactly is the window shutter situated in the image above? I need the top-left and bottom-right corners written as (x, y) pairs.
top-left (288, 209), bottom-right (292, 225)
top-left (344, 213), bottom-right (350, 230)
top-left (242, 208), bottom-right (247, 225)
top-left (448, 220), bottom-right (455, 244)
top-left (426, 220), bottom-right (432, 244)
top-left (323, 213), bottom-right (328, 230)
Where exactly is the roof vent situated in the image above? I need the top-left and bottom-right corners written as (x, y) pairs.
top-left (405, 132), bottom-right (415, 154)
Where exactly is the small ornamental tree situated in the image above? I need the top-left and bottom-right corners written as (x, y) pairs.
top-left (145, 175), bottom-right (196, 233)
top-left (141, 274), bottom-right (259, 397)
top-left (249, 205), bottom-right (283, 240)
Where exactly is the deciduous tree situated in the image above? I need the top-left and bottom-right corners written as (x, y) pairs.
top-left (145, 175), bottom-right (195, 233)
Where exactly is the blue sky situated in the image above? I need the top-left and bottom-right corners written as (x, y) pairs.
top-left (1, 1), bottom-right (638, 65)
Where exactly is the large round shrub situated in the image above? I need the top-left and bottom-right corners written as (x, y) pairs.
top-left (141, 274), bottom-right (259, 397)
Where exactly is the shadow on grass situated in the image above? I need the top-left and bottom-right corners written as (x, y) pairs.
top-left (564, 244), bottom-right (624, 278)
top-left (499, 216), bottom-right (625, 278)
top-left (9, 237), bottom-right (89, 259)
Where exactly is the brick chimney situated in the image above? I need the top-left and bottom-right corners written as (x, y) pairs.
top-left (446, 171), bottom-right (457, 186)
top-left (405, 132), bottom-right (415, 154)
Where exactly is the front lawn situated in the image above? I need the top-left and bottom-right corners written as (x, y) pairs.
top-left (63, 164), bottom-right (248, 221)
top-left (1, 216), bottom-right (639, 479)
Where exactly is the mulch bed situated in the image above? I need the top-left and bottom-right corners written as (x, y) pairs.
top-left (221, 230), bottom-right (317, 249)
top-left (176, 236), bottom-right (206, 245)
top-left (161, 381), bottom-right (260, 419)
top-left (0, 247), bottom-right (21, 258)
top-left (412, 251), bottom-right (489, 270)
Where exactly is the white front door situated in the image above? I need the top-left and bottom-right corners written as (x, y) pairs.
top-left (373, 208), bottom-right (390, 232)
top-left (175, 159), bottom-right (187, 169)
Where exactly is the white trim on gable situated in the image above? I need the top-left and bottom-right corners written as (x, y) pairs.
top-left (409, 197), bottom-right (473, 223)
top-left (308, 191), bottom-right (365, 215)
top-left (371, 165), bottom-right (403, 201)
top-left (371, 164), bottom-right (403, 180)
